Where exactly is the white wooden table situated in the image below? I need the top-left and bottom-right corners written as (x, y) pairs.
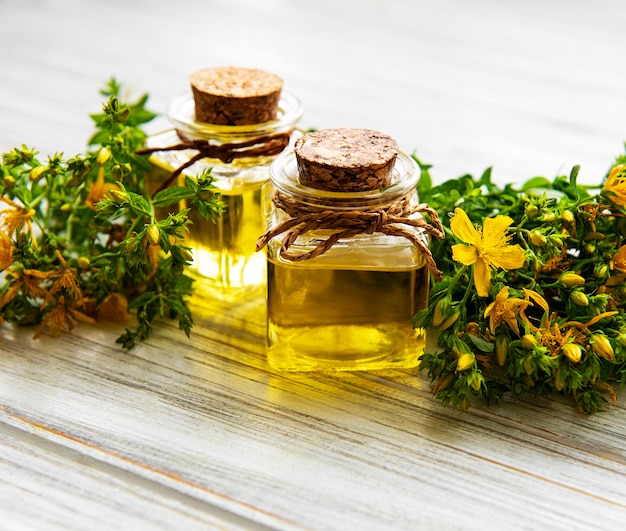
top-left (1, 1), bottom-right (626, 529)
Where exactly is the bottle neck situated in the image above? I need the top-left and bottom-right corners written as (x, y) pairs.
top-left (269, 151), bottom-right (420, 210)
top-left (167, 90), bottom-right (303, 144)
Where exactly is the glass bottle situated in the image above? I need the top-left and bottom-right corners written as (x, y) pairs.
top-left (144, 67), bottom-right (303, 301)
top-left (257, 128), bottom-right (442, 372)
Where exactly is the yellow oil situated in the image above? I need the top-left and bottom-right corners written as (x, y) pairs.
top-left (146, 132), bottom-right (268, 302)
top-left (267, 258), bottom-right (429, 371)
top-left (184, 184), bottom-right (266, 301)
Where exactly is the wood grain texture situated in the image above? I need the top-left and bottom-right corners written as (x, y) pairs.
top-left (1, 0), bottom-right (626, 529)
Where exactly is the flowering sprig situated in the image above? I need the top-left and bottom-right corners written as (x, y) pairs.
top-left (0, 79), bottom-right (222, 348)
top-left (414, 158), bottom-right (626, 413)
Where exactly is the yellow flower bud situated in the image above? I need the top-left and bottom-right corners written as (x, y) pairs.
top-left (77, 256), bottom-right (91, 270)
top-left (529, 230), bottom-right (547, 247)
top-left (29, 165), bottom-right (46, 182)
top-left (554, 366), bottom-right (566, 391)
top-left (523, 356), bottom-right (535, 375)
top-left (453, 340), bottom-right (472, 358)
top-left (561, 343), bottom-right (582, 363)
top-left (2, 176), bottom-right (16, 189)
top-left (583, 231), bottom-right (604, 241)
top-left (561, 210), bottom-right (575, 224)
top-left (591, 334), bottom-right (615, 362)
top-left (594, 382), bottom-right (618, 402)
top-left (594, 264), bottom-right (608, 279)
top-left (96, 147), bottom-right (112, 165)
top-left (560, 272), bottom-right (585, 287)
top-left (439, 310), bottom-right (460, 332)
top-left (469, 372), bottom-right (484, 391)
top-left (125, 239), bottom-right (139, 253)
top-left (432, 298), bottom-right (450, 327)
top-left (542, 212), bottom-right (556, 223)
top-left (433, 373), bottom-right (454, 394)
top-left (146, 224), bottom-right (160, 246)
top-left (522, 334), bottom-right (537, 350)
top-left (617, 332), bottom-right (626, 348)
top-left (456, 352), bottom-right (475, 372)
top-left (548, 234), bottom-right (564, 247)
top-left (108, 189), bottom-right (129, 204)
top-left (180, 248), bottom-right (194, 262)
top-left (119, 107), bottom-right (131, 122)
top-left (60, 203), bottom-right (72, 213)
top-left (495, 335), bottom-right (508, 367)
top-left (525, 204), bottom-right (539, 218)
top-left (569, 291), bottom-right (589, 307)
top-left (112, 163), bottom-right (131, 179)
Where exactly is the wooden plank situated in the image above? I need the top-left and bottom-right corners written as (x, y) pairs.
top-left (1, 299), bottom-right (625, 529)
top-left (0, 423), bottom-right (277, 530)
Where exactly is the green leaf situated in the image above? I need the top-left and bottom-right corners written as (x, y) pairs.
top-left (466, 334), bottom-right (495, 353)
top-left (569, 164), bottom-right (580, 200)
top-left (152, 186), bottom-right (195, 207)
top-left (127, 291), bottom-right (157, 310)
top-left (521, 176), bottom-right (552, 191)
top-left (478, 167), bottom-right (493, 187)
top-left (127, 192), bottom-right (153, 217)
top-left (184, 175), bottom-right (198, 192)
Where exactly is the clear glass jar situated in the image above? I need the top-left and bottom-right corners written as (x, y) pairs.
top-left (261, 149), bottom-right (430, 371)
top-left (145, 90), bottom-right (303, 301)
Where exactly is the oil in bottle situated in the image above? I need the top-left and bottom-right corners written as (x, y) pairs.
top-left (258, 128), bottom-right (443, 371)
top-left (143, 67), bottom-right (303, 301)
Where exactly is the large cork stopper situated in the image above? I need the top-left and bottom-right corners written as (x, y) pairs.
top-left (190, 66), bottom-right (283, 125)
top-left (294, 128), bottom-right (399, 192)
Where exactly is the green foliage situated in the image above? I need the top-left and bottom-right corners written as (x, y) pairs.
top-left (413, 153), bottom-right (626, 413)
top-left (0, 79), bottom-right (222, 348)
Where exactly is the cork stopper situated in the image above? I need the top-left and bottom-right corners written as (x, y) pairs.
top-left (294, 128), bottom-right (399, 192)
top-left (190, 66), bottom-right (283, 125)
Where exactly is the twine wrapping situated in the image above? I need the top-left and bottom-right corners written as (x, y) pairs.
top-left (136, 129), bottom-right (291, 195)
top-left (256, 192), bottom-right (445, 280)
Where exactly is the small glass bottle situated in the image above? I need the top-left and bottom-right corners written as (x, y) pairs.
top-left (144, 67), bottom-right (303, 301)
top-left (257, 128), bottom-right (443, 372)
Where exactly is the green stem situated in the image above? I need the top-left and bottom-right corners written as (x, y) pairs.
top-left (447, 265), bottom-right (468, 293)
top-left (125, 216), bottom-right (145, 239)
top-left (461, 269), bottom-right (475, 308)
top-left (28, 193), bottom-right (46, 210)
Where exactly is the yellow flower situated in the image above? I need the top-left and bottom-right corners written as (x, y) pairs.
top-left (0, 196), bottom-right (36, 237)
top-left (33, 295), bottom-right (96, 339)
top-left (450, 208), bottom-right (526, 297)
top-left (37, 250), bottom-right (84, 308)
top-left (602, 165), bottom-right (626, 206)
top-left (0, 230), bottom-right (14, 271)
top-left (484, 286), bottom-right (530, 335)
top-left (611, 245), bottom-right (626, 273)
top-left (85, 166), bottom-right (121, 210)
